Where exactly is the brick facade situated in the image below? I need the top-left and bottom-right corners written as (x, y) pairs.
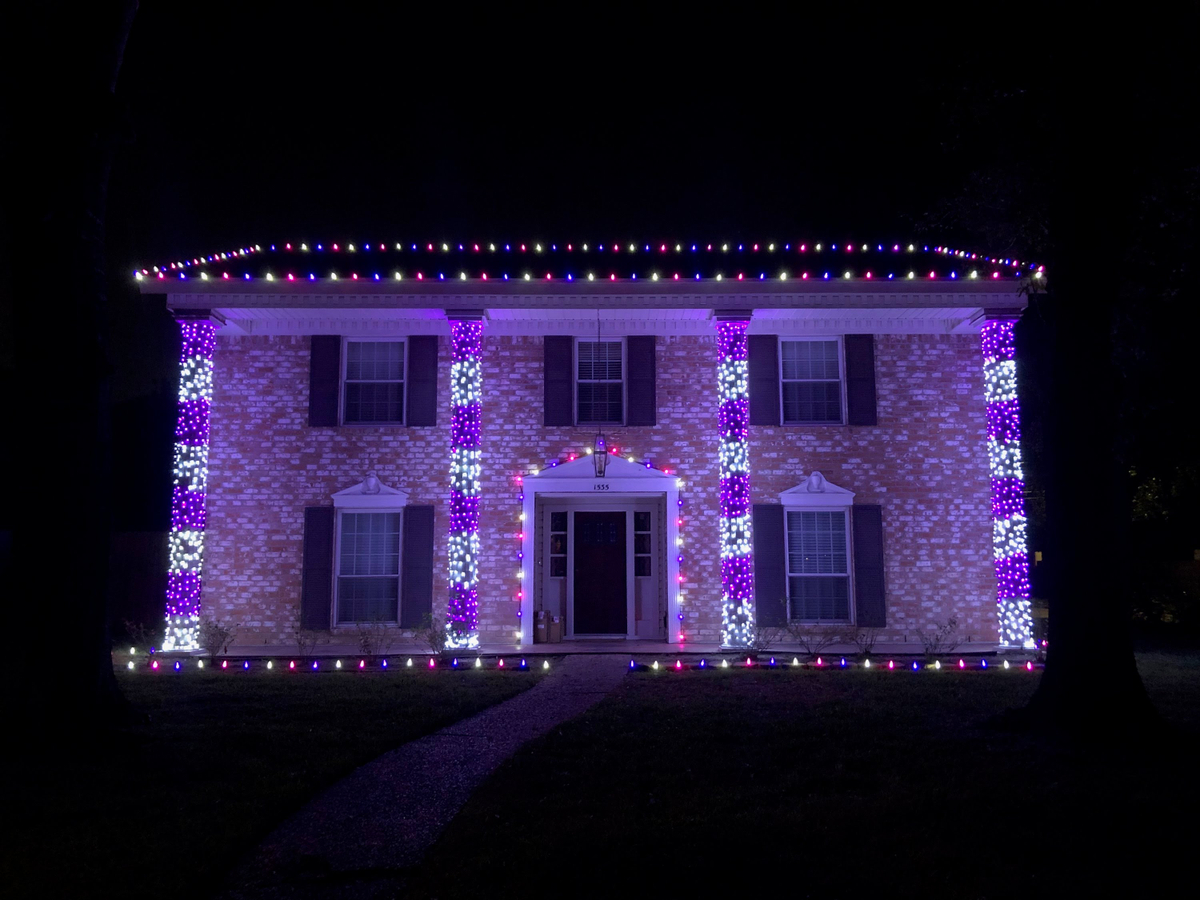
top-left (203, 332), bottom-right (995, 648)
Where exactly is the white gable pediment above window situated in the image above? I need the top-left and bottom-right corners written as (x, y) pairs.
top-left (332, 473), bottom-right (410, 508)
top-left (780, 471), bottom-right (855, 508)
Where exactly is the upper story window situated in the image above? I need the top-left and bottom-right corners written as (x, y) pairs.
top-left (577, 339), bottom-right (623, 425)
top-left (786, 509), bottom-right (851, 622)
top-left (344, 340), bottom-right (404, 424)
top-left (336, 511), bottom-right (401, 623)
top-left (780, 339), bottom-right (843, 424)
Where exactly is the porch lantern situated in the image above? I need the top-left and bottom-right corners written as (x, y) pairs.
top-left (592, 432), bottom-right (609, 478)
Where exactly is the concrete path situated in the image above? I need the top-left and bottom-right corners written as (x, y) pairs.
top-left (221, 654), bottom-right (629, 899)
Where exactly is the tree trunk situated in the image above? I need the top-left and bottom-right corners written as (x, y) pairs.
top-left (1017, 44), bottom-right (1159, 734)
top-left (10, 2), bottom-right (139, 730)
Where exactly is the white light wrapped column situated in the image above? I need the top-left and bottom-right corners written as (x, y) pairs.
top-left (446, 319), bottom-right (483, 650)
top-left (163, 318), bottom-right (217, 652)
top-left (716, 318), bottom-right (755, 648)
top-left (981, 318), bottom-right (1035, 649)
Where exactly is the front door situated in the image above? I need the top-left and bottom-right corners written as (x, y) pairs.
top-left (573, 511), bottom-right (627, 634)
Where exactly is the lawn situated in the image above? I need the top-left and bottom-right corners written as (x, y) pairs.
top-left (5, 663), bottom-right (539, 899)
top-left (406, 651), bottom-right (1200, 898)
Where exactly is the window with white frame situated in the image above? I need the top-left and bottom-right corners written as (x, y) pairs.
top-left (577, 339), bottom-right (623, 424)
top-left (786, 510), bottom-right (851, 622)
top-left (336, 511), bottom-right (401, 623)
top-left (344, 340), bottom-right (405, 423)
top-left (781, 339), bottom-right (843, 424)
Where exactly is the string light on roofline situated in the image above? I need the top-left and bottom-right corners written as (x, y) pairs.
top-left (138, 240), bottom-right (1041, 284)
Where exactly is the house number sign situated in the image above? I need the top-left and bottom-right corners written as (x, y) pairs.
top-left (593, 483), bottom-right (611, 491)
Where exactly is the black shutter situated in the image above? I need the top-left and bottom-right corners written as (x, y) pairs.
top-left (406, 335), bottom-right (438, 426)
top-left (401, 505), bottom-right (435, 628)
top-left (626, 336), bottom-right (657, 426)
top-left (748, 334), bottom-right (780, 426)
top-left (753, 504), bottom-right (788, 626)
top-left (300, 506), bottom-right (334, 629)
top-left (544, 336), bottom-right (573, 426)
top-left (852, 504), bottom-right (886, 627)
top-left (844, 335), bottom-right (878, 426)
top-left (308, 336), bottom-right (341, 427)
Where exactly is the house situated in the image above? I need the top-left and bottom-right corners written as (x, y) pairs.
top-left (137, 239), bottom-right (1039, 653)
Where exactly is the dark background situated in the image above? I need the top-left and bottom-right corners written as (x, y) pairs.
top-left (95, 5), bottom-right (1198, 634)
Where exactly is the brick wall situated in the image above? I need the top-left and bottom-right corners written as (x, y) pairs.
top-left (202, 332), bottom-right (995, 647)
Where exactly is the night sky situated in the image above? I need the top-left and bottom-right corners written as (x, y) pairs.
top-left (101, 4), bottom-right (1196, 569)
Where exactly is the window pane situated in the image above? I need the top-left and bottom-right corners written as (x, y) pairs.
top-left (550, 557), bottom-right (566, 577)
top-left (551, 511), bottom-right (567, 532)
top-left (337, 576), bottom-right (399, 623)
top-left (340, 512), bottom-right (401, 576)
top-left (782, 340), bottom-right (838, 380)
top-left (347, 341), bottom-right (403, 381)
top-left (789, 576), bottom-right (849, 621)
top-left (550, 534), bottom-right (566, 555)
top-left (635, 533), bottom-right (651, 554)
top-left (634, 511), bottom-right (651, 532)
top-left (782, 380), bottom-right (841, 423)
top-left (345, 382), bottom-right (404, 423)
top-left (578, 382), bottom-right (623, 424)
top-left (578, 341), bottom-right (621, 381)
top-left (635, 557), bottom-right (652, 577)
top-left (787, 511), bottom-right (848, 575)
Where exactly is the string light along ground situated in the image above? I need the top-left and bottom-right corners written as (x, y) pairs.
top-left (128, 655), bottom-right (1039, 675)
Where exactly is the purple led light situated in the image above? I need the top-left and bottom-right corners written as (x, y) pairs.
top-left (170, 485), bottom-right (207, 530)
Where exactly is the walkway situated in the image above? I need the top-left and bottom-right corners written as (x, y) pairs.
top-left (221, 654), bottom-right (630, 899)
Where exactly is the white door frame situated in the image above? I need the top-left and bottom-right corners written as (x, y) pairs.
top-left (520, 456), bottom-right (680, 646)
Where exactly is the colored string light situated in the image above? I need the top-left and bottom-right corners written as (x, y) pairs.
top-left (137, 240), bottom-right (1040, 283)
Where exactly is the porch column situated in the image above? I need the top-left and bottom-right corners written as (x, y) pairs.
top-left (446, 317), bottom-right (484, 650)
top-left (163, 314), bottom-right (218, 652)
top-left (980, 315), bottom-right (1035, 649)
top-left (715, 316), bottom-right (755, 648)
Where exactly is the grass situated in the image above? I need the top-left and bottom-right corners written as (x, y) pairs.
top-left (5, 663), bottom-right (539, 899)
top-left (405, 651), bottom-right (1200, 898)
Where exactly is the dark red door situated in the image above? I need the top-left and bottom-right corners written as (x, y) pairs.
top-left (573, 511), bottom-right (626, 634)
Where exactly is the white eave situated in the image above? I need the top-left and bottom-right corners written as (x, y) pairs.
top-left (145, 280), bottom-right (1025, 336)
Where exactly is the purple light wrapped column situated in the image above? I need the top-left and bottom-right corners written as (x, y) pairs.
top-left (981, 318), bottom-right (1035, 648)
top-left (163, 319), bottom-right (217, 651)
top-left (715, 319), bottom-right (755, 648)
top-left (446, 319), bottom-right (483, 650)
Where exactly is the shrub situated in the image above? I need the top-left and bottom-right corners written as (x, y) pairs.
top-left (913, 616), bottom-right (961, 658)
top-left (198, 618), bottom-right (237, 659)
top-left (292, 625), bottom-right (324, 658)
top-left (787, 623), bottom-right (843, 659)
top-left (419, 613), bottom-right (447, 656)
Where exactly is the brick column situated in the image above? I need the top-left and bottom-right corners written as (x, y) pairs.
top-left (446, 317), bottom-right (484, 650)
top-left (715, 317), bottom-right (755, 648)
top-left (980, 316), bottom-right (1035, 649)
top-left (163, 314), bottom-right (218, 652)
